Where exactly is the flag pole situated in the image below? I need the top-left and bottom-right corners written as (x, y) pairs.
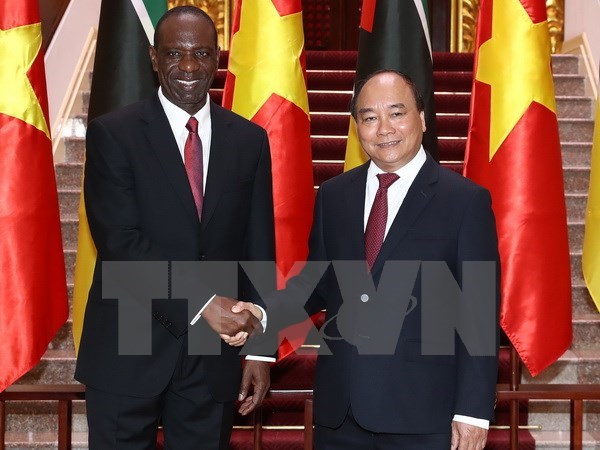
top-left (509, 344), bottom-right (521, 448)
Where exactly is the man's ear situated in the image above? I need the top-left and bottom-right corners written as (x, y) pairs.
top-left (149, 46), bottom-right (158, 72)
top-left (420, 111), bottom-right (426, 132)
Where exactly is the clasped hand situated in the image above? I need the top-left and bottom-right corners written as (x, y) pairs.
top-left (202, 296), bottom-right (263, 347)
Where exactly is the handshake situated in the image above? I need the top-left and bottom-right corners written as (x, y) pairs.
top-left (202, 295), bottom-right (264, 347)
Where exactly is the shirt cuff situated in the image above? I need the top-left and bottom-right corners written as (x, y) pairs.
top-left (255, 304), bottom-right (268, 332)
top-left (453, 415), bottom-right (489, 430)
top-left (245, 355), bottom-right (276, 362)
top-left (189, 294), bottom-right (216, 325)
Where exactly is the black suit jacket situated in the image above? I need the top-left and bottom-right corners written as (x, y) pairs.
top-left (263, 155), bottom-right (499, 433)
top-left (75, 96), bottom-right (275, 401)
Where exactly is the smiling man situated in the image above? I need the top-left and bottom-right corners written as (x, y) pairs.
top-left (234, 70), bottom-right (500, 449)
top-left (75, 6), bottom-right (274, 449)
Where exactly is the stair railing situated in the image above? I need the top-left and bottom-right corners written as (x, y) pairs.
top-left (0, 385), bottom-right (85, 450)
top-left (4, 383), bottom-right (600, 449)
top-left (301, 383), bottom-right (600, 450)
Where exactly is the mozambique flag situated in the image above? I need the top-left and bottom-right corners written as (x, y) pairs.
top-left (223, 0), bottom-right (314, 359)
top-left (583, 76), bottom-right (600, 312)
top-left (72, 0), bottom-right (167, 351)
top-left (344, 0), bottom-right (438, 170)
top-left (464, 0), bottom-right (571, 376)
top-left (0, 0), bottom-right (68, 390)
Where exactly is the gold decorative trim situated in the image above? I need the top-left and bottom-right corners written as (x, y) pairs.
top-left (450, 0), bottom-right (480, 52)
top-left (167, 0), bottom-right (231, 50)
top-left (546, 0), bottom-right (564, 54)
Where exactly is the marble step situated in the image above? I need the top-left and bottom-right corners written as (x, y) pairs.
top-left (55, 162), bottom-right (83, 190)
top-left (61, 219), bottom-right (78, 251)
top-left (556, 96), bottom-right (593, 119)
top-left (15, 350), bottom-right (76, 385)
top-left (569, 222), bottom-right (584, 253)
top-left (49, 320), bottom-right (74, 351)
top-left (65, 250), bottom-right (76, 285)
top-left (564, 166), bottom-right (591, 194)
top-left (573, 252), bottom-right (584, 285)
top-left (523, 349), bottom-right (600, 384)
top-left (64, 137), bottom-right (85, 164)
top-left (529, 399), bottom-right (600, 434)
top-left (566, 193), bottom-right (589, 222)
top-left (552, 54), bottom-right (581, 75)
top-left (559, 119), bottom-right (595, 143)
top-left (531, 430), bottom-right (600, 449)
top-left (563, 142), bottom-right (592, 167)
top-left (3, 431), bottom-right (88, 450)
top-left (573, 284), bottom-right (600, 316)
top-left (554, 74), bottom-right (586, 96)
top-left (4, 400), bottom-right (86, 433)
top-left (58, 187), bottom-right (79, 218)
top-left (572, 315), bottom-right (600, 351)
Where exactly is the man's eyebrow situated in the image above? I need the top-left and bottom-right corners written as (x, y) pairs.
top-left (358, 103), bottom-right (407, 115)
top-left (358, 107), bottom-right (374, 115)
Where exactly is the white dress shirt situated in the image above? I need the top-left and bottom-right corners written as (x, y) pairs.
top-left (158, 88), bottom-right (211, 190)
top-left (157, 89), bottom-right (269, 355)
top-left (363, 146), bottom-right (489, 430)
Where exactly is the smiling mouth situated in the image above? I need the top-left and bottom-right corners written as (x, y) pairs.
top-left (175, 79), bottom-right (202, 89)
top-left (377, 140), bottom-right (401, 148)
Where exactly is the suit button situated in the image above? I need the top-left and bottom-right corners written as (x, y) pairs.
top-left (360, 294), bottom-right (369, 303)
top-left (199, 255), bottom-right (206, 261)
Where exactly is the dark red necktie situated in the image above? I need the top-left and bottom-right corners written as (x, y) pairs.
top-left (365, 172), bottom-right (399, 270)
top-left (184, 117), bottom-right (203, 220)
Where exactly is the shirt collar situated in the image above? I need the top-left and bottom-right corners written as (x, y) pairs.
top-left (367, 146), bottom-right (427, 181)
top-left (157, 87), bottom-right (211, 132)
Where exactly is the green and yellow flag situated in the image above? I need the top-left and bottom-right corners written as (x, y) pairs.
top-left (72, 0), bottom-right (167, 351)
top-left (344, 0), bottom-right (438, 171)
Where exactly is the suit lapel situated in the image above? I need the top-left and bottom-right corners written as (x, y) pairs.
top-left (370, 155), bottom-right (439, 274)
top-left (142, 96), bottom-right (200, 225)
top-left (200, 102), bottom-right (231, 232)
top-left (345, 162), bottom-right (370, 260)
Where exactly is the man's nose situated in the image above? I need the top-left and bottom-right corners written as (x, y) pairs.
top-left (377, 118), bottom-right (394, 136)
top-left (179, 54), bottom-right (199, 72)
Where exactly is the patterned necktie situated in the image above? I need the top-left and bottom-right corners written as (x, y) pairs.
top-left (184, 117), bottom-right (203, 220)
top-left (365, 172), bottom-right (400, 270)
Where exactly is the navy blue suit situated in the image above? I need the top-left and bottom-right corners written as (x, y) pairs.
top-left (263, 155), bottom-right (499, 438)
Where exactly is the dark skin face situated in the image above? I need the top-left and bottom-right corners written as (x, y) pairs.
top-left (149, 13), bottom-right (220, 115)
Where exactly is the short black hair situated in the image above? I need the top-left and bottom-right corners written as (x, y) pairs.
top-left (153, 6), bottom-right (218, 49)
top-left (350, 70), bottom-right (425, 119)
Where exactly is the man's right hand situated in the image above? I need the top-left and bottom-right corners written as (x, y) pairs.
top-left (220, 301), bottom-right (265, 346)
top-left (202, 296), bottom-right (263, 337)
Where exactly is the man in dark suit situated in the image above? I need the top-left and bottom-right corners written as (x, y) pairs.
top-left (235, 70), bottom-right (499, 449)
top-left (75, 7), bottom-right (273, 449)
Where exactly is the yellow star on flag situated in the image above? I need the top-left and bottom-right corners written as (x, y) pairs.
top-left (0, 22), bottom-right (50, 139)
top-left (475, 0), bottom-right (556, 161)
top-left (227, 0), bottom-right (309, 119)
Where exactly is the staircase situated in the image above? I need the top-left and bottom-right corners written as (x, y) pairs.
top-left (3, 51), bottom-right (598, 449)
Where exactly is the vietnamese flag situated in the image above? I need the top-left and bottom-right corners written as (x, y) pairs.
top-left (0, 0), bottom-right (68, 390)
top-left (223, 0), bottom-right (315, 359)
top-left (464, 0), bottom-right (571, 376)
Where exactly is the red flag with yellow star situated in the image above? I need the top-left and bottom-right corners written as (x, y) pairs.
top-left (223, 0), bottom-right (314, 359)
top-left (0, 0), bottom-right (69, 390)
top-left (464, 0), bottom-right (571, 376)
